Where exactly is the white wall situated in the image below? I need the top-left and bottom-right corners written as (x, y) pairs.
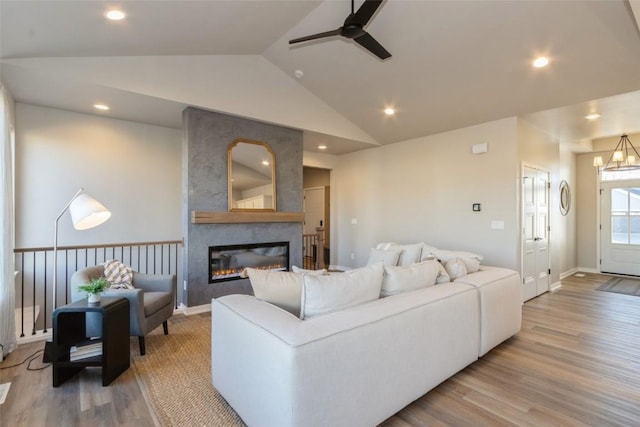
top-left (332, 118), bottom-right (520, 270)
top-left (15, 104), bottom-right (182, 248)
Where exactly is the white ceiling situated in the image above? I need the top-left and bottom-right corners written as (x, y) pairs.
top-left (1, 0), bottom-right (640, 155)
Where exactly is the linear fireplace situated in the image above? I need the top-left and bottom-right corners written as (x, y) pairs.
top-left (209, 241), bottom-right (289, 283)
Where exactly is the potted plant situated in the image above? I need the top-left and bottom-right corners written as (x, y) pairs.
top-left (77, 277), bottom-right (109, 303)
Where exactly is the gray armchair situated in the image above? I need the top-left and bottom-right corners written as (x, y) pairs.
top-left (71, 265), bottom-right (176, 355)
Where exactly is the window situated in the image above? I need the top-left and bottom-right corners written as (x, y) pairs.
top-left (610, 187), bottom-right (640, 245)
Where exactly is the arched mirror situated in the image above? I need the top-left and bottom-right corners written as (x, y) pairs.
top-left (228, 139), bottom-right (276, 211)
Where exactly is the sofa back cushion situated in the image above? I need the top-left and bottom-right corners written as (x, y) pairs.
top-left (246, 268), bottom-right (304, 317)
top-left (301, 263), bottom-right (384, 319)
top-left (381, 260), bottom-right (440, 297)
top-left (366, 248), bottom-right (402, 266)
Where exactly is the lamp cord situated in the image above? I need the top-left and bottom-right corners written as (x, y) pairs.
top-left (0, 348), bottom-right (51, 371)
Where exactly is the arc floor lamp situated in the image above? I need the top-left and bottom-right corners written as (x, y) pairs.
top-left (53, 188), bottom-right (111, 312)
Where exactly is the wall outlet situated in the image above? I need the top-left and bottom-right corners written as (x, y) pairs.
top-left (350, 253), bottom-right (356, 260)
top-left (491, 220), bottom-right (505, 230)
top-left (351, 218), bottom-right (358, 225)
top-left (183, 280), bottom-right (187, 291)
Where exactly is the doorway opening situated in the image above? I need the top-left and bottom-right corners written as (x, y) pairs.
top-left (303, 167), bottom-right (331, 269)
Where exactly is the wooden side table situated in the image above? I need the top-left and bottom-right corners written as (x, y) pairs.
top-left (51, 297), bottom-right (130, 387)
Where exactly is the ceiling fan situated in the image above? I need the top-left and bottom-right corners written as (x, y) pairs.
top-left (289, 0), bottom-right (391, 60)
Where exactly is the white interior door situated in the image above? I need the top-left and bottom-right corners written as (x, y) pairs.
top-left (521, 166), bottom-right (550, 301)
top-left (303, 187), bottom-right (325, 235)
top-left (600, 181), bottom-right (640, 276)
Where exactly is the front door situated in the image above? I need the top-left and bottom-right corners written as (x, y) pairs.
top-left (521, 166), bottom-right (550, 301)
top-left (600, 181), bottom-right (640, 276)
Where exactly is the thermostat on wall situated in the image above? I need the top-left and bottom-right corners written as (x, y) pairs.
top-left (472, 203), bottom-right (481, 212)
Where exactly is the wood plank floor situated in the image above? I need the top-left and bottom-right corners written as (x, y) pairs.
top-left (2, 272), bottom-right (639, 426)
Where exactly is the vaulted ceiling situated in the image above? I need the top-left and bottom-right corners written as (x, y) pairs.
top-left (1, 0), bottom-right (640, 154)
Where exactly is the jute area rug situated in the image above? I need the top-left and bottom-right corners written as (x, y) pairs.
top-left (596, 276), bottom-right (640, 297)
top-left (130, 313), bottom-right (246, 426)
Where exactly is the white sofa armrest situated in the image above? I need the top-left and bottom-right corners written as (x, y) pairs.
top-left (455, 266), bottom-right (522, 356)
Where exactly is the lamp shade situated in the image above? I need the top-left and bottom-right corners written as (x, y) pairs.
top-left (69, 192), bottom-right (111, 230)
top-left (593, 156), bottom-right (603, 167)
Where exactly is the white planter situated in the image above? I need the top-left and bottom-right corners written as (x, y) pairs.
top-left (87, 294), bottom-right (101, 303)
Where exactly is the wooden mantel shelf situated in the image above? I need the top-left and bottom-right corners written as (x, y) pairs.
top-left (192, 211), bottom-right (304, 224)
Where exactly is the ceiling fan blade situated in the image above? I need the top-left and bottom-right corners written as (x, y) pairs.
top-left (289, 28), bottom-right (342, 45)
top-left (354, 32), bottom-right (391, 59)
top-left (352, 0), bottom-right (384, 26)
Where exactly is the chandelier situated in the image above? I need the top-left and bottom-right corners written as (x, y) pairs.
top-left (593, 134), bottom-right (640, 171)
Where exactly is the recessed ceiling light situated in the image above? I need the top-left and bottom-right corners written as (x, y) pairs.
top-left (585, 113), bottom-right (601, 120)
top-left (533, 57), bottom-right (549, 68)
top-left (262, 160), bottom-right (270, 166)
top-left (384, 107), bottom-right (395, 116)
top-left (93, 103), bottom-right (110, 111)
top-left (105, 10), bottom-right (126, 21)
top-left (294, 69), bottom-right (304, 79)
top-left (318, 145), bottom-right (328, 150)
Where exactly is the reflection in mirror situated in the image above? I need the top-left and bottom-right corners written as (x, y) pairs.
top-left (228, 139), bottom-right (276, 211)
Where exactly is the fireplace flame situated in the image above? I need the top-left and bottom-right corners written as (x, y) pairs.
top-left (211, 264), bottom-right (285, 281)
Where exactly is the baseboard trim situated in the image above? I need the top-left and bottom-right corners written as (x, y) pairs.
top-left (177, 303), bottom-right (211, 316)
top-left (578, 267), bottom-right (600, 274)
top-left (550, 281), bottom-right (562, 291)
top-left (16, 330), bottom-right (51, 345)
top-left (560, 268), bottom-right (579, 280)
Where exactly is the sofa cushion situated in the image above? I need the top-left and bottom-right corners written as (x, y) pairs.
top-left (445, 258), bottom-right (468, 280)
top-left (381, 260), bottom-right (440, 297)
top-left (247, 268), bottom-right (303, 317)
top-left (367, 248), bottom-right (402, 266)
top-left (375, 243), bottom-right (423, 266)
top-left (301, 262), bottom-right (384, 319)
top-left (143, 291), bottom-right (172, 316)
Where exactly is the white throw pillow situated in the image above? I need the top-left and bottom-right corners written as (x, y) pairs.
top-left (366, 248), bottom-right (402, 266)
top-left (436, 262), bottom-right (451, 283)
top-left (301, 263), bottom-right (384, 319)
top-left (381, 260), bottom-right (440, 297)
top-left (432, 249), bottom-right (483, 273)
top-left (445, 258), bottom-right (468, 280)
top-left (291, 265), bottom-right (327, 275)
top-left (419, 243), bottom-right (438, 261)
top-left (246, 268), bottom-right (303, 317)
top-left (375, 243), bottom-right (423, 266)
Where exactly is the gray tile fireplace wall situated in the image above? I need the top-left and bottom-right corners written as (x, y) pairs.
top-left (182, 107), bottom-right (303, 306)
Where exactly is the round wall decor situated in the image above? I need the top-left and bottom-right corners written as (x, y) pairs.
top-left (559, 180), bottom-right (571, 216)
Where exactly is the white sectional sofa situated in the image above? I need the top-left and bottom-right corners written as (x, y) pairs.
top-left (211, 259), bottom-right (521, 426)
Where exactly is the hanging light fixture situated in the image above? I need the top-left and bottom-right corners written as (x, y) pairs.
top-left (593, 134), bottom-right (640, 171)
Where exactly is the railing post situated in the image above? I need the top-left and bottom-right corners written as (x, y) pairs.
top-left (315, 227), bottom-right (325, 269)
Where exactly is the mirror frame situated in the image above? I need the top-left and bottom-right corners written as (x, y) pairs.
top-left (228, 138), bottom-right (276, 212)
